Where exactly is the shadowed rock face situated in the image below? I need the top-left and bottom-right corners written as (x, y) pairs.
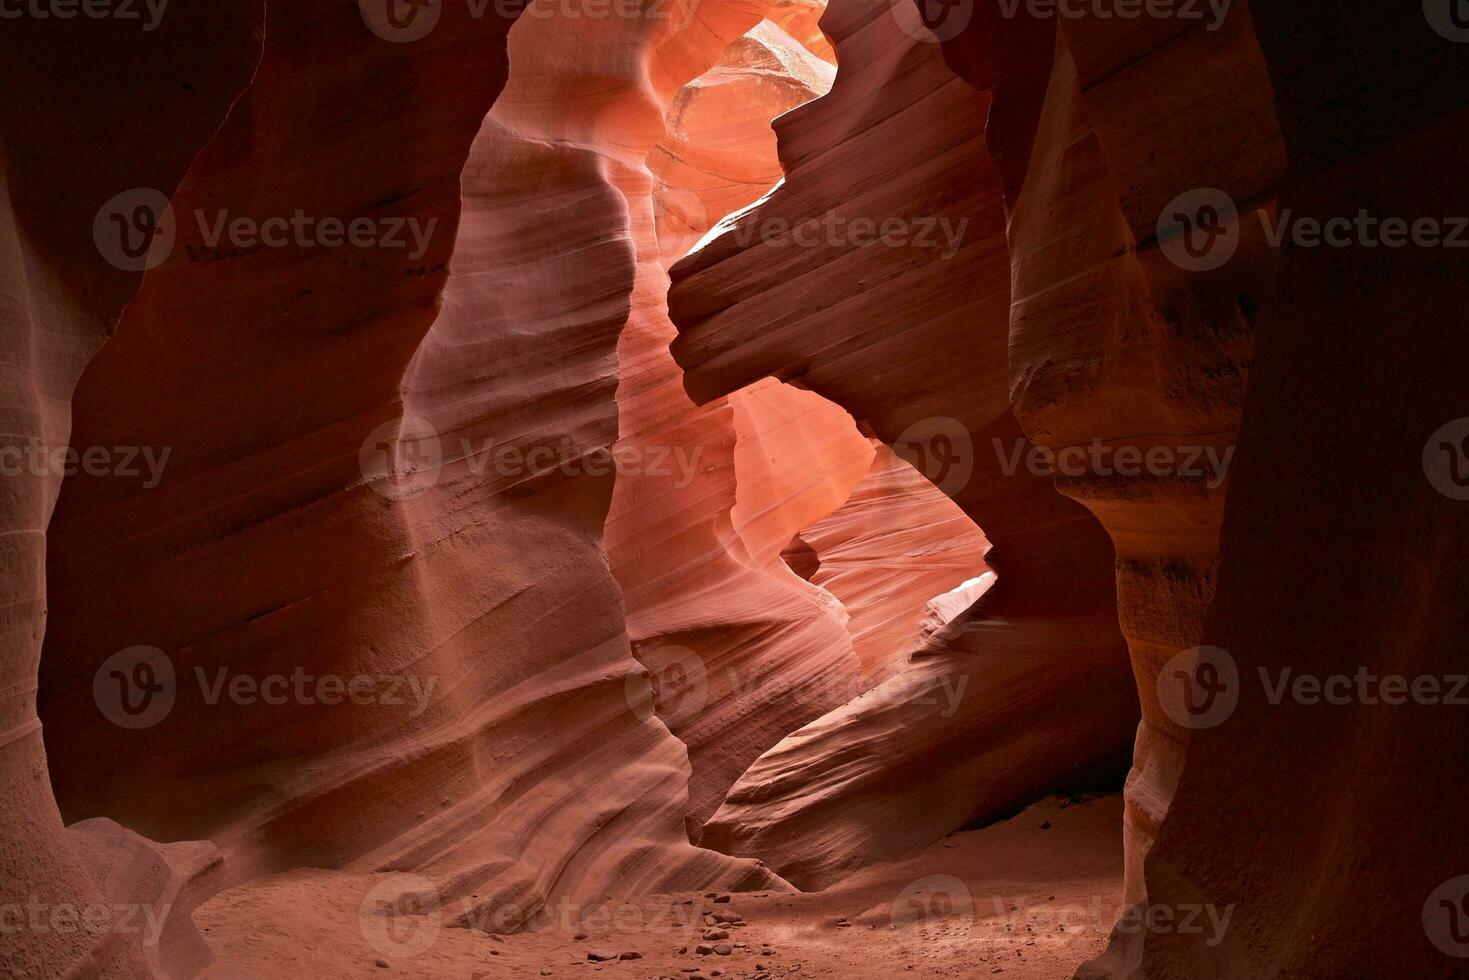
top-left (1000, 11), bottom-right (1282, 915)
top-left (935, 2), bottom-right (1469, 977)
top-left (1129, 5), bottom-right (1469, 977)
top-left (0, 6), bottom-right (264, 976)
top-left (670, 0), bottom-right (1138, 888)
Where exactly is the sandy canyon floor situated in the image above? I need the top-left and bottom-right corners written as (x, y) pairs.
top-left (195, 795), bottom-right (1121, 979)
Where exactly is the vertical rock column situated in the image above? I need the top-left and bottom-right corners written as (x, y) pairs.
top-left (1000, 8), bottom-right (1284, 909)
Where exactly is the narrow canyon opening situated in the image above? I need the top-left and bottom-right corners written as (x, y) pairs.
top-left (22, 2), bottom-right (1137, 977)
top-left (10, 2), bottom-right (1465, 979)
top-left (602, 8), bottom-right (1020, 877)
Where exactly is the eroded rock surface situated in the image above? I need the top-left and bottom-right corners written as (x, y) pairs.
top-left (0, 6), bottom-right (262, 975)
top-left (672, 0), bottom-right (1138, 886)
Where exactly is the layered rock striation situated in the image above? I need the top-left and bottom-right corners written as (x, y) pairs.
top-left (672, 0), bottom-right (1139, 888)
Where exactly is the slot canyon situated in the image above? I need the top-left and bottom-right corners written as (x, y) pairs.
top-left (1, 1), bottom-right (1466, 977)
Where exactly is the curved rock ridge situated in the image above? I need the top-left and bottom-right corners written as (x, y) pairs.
top-left (0, 6), bottom-right (264, 977)
top-left (769, 0), bottom-right (837, 63)
top-left (611, 371), bottom-right (874, 831)
top-left (670, 0), bottom-right (1138, 886)
top-left (795, 441), bottom-right (992, 688)
top-left (40, 0), bottom-right (825, 934)
top-left (40, 0), bottom-right (526, 890)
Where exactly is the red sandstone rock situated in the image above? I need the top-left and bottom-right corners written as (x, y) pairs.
top-left (652, 20), bottom-right (835, 264)
top-left (605, 18), bottom-right (866, 830)
top-left (0, 7), bottom-right (263, 976)
top-left (796, 442), bottom-right (991, 687)
top-left (670, 0), bottom-right (1137, 883)
top-left (6, 4), bottom-right (1466, 979)
top-left (938, 3), bottom-right (1469, 976)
